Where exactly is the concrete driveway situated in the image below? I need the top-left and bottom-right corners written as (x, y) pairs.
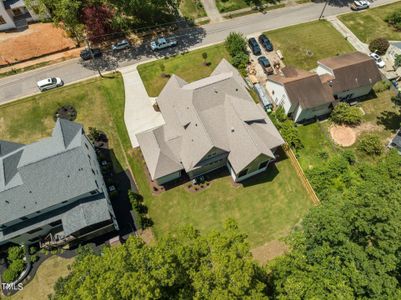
top-left (120, 64), bottom-right (165, 148)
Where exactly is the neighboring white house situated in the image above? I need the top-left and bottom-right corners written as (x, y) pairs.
top-left (266, 67), bottom-right (335, 123)
top-left (316, 52), bottom-right (382, 101)
top-left (0, 0), bottom-right (41, 31)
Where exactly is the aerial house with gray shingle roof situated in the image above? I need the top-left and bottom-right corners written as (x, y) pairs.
top-left (136, 59), bottom-right (284, 185)
top-left (0, 119), bottom-right (118, 247)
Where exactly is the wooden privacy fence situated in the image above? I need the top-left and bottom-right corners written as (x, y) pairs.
top-left (283, 145), bottom-right (320, 206)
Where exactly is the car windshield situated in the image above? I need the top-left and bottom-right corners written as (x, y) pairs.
top-left (51, 78), bottom-right (57, 84)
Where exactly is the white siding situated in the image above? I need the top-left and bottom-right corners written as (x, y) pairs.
top-left (294, 103), bottom-right (332, 122)
top-left (316, 64), bottom-right (333, 76)
top-left (335, 85), bottom-right (372, 100)
top-left (265, 80), bottom-right (293, 114)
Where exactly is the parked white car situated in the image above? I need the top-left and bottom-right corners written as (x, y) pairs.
top-left (111, 39), bottom-right (131, 51)
top-left (37, 77), bottom-right (63, 92)
top-left (369, 52), bottom-right (385, 68)
top-left (150, 37), bottom-right (177, 51)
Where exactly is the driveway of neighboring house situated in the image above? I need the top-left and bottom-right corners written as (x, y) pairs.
top-left (121, 64), bottom-right (165, 148)
top-left (326, 16), bottom-right (369, 54)
top-left (201, 0), bottom-right (223, 23)
top-left (0, 23), bottom-right (76, 66)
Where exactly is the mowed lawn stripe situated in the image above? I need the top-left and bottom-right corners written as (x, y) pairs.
top-left (265, 20), bottom-right (355, 70)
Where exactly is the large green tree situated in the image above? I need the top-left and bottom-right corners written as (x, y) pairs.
top-left (269, 150), bottom-right (401, 299)
top-left (51, 220), bottom-right (268, 300)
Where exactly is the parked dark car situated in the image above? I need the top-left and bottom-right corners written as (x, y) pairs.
top-left (258, 34), bottom-right (273, 52)
top-left (258, 56), bottom-right (273, 75)
top-left (248, 37), bottom-right (261, 56)
top-left (80, 48), bottom-right (102, 60)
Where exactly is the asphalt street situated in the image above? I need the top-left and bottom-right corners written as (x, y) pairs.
top-left (0, 0), bottom-right (397, 103)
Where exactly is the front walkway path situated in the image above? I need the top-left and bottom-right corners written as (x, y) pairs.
top-left (201, 0), bottom-right (224, 23)
top-left (120, 64), bottom-right (165, 148)
top-left (327, 16), bottom-right (369, 54)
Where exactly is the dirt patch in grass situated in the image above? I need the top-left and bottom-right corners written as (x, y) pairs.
top-left (0, 23), bottom-right (76, 66)
top-left (139, 228), bottom-right (156, 245)
top-left (330, 125), bottom-right (357, 147)
top-left (251, 240), bottom-right (288, 265)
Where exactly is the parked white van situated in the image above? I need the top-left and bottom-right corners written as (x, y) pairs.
top-left (37, 77), bottom-right (63, 91)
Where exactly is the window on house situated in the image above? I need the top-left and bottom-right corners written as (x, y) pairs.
top-left (20, 217), bottom-right (28, 221)
top-left (259, 161), bottom-right (269, 170)
top-left (27, 227), bottom-right (43, 235)
top-left (90, 190), bottom-right (98, 195)
top-left (238, 169), bottom-right (248, 178)
top-left (95, 180), bottom-right (99, 188)
top-left (85, 143), bottom-right (89, 150)
top-left (0, 16), bottom-right (6, 25)
top-left (92, 169), bottom-right (96, 175)
top-left (49, 220), bottom-right (62, 227)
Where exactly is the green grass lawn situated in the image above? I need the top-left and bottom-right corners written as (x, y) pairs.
top-left (0, 74), bottom-right (127, 173)
top-left (132, 148), bottom-right (313, 247)
top-left (179, 0), bottom-right (206, 19)
top-left (1, 66), bottom-right (313, 249)
top-left (216, 0), bottom-right (277, 12)
top-left (265, 20), bottom-right (355, 70)
top-left (296, 90), bottom-right (400, 169)
top-left (137, 44), bottom-right (231, 96)
top-left (339, 1), bottom-right (401, 43)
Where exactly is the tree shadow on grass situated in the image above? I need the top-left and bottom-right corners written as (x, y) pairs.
top-left (377, 110), bottom-right (401, 133)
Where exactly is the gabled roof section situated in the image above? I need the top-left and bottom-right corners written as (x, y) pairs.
top-left (55, 118), bottom-right (83, 149)
top-left (268, 67), bottom-right (334, 109)
top-left (318, 52), bottom-right (382, 93)
top-left (0, 141), bottom-right (24, 157)
top-left (3, 149), bottom-right (23, 186)
top-left (136, 126), bottom-right (183, 179)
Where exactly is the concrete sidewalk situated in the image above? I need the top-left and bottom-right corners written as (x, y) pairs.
top-left (327, 16), bottom-right (369, 54)
top-left (201, 0), bottom-right (224, 23)
top-left (120, 64), bottom-right (165, 148)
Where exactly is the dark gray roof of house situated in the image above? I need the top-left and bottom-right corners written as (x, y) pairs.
top-left (0, 119), bottom-right (99, 226)
top-left (0, 141), bottom-right (24, 157)
top-left (62, 196), bottom-right (111, 236)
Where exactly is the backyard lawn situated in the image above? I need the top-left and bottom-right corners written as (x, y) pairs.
top-left (8, 257), bottom-right (73, 300)
top-left (179, 0), bottom-right (206, 20)
top-left (296, 89), bottom-right (400, 170)
top-left (339, 1), bottom-right (401, 43)
top-left (137, 44), bottom-right (231, 96)
top-left (265, 20), bottom-right (355, 70)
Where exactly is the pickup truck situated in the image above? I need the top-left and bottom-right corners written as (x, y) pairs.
top-left (150, 37), bottom-right (177, 51)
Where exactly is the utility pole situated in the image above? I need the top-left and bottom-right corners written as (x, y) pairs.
top-left (85, 37), bottom-right (103, 78)
top-left (319, 0), bottom-right (329, 20)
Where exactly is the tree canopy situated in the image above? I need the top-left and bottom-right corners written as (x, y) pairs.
top-left (51, 220), bottom-right (268, 300)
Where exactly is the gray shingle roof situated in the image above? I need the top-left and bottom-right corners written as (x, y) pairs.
top-left (137, 59), bottom-right (284, 179)
top-left (62, 196), bottom-right (111, 236)
top-left (0, 119), bottom-right (98, 226)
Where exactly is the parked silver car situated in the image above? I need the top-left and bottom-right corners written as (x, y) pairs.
top-left (37, 77), bottom-right (63, 92)
top-left (111, 39), bottom-right (131, 51)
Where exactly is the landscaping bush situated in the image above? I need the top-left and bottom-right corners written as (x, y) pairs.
top-left (358, 134), bottom-right (383, 156)
top-left (373, 80), bottom-right (391, 93)
top-left (270, 107), bottom-right (303, 150)
top-left (53, 105), bottom-right (77, 122)
top-left (395, 54), bottom-right (401, 68)
top-left (7, 246), bottom-right (24, 261)
top-left (225, 32), bottom-right (249, 75)
top-left (385, 9), bottom-right (401, 31)
top-left (368, 38), bottom-right (390, 55)
top-left (331, 102), bottom-right (363, 126)
top-left (342, 150), bottom-right (356, 165)
top-left (87, 127), bottom-right (108, 144)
